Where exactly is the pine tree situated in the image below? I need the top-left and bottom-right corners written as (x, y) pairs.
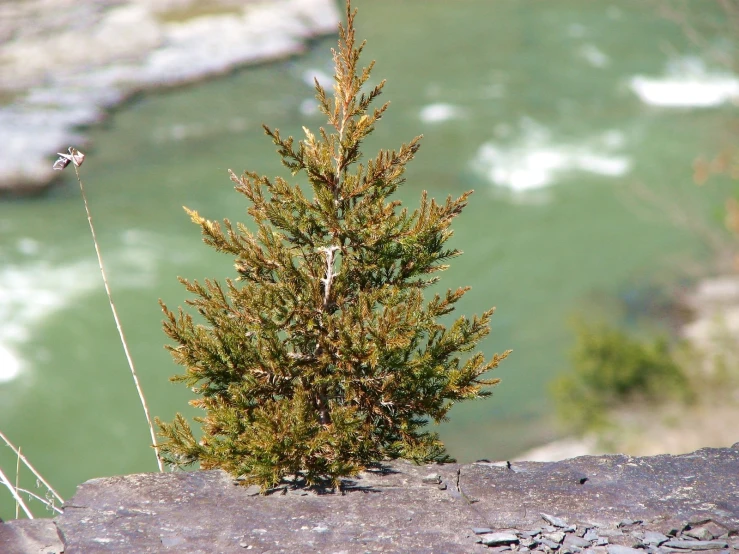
top-left (156, 0), bottom-right (510, 490)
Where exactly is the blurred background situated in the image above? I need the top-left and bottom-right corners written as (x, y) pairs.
top-left (1, 0), bottom-right (738, 520)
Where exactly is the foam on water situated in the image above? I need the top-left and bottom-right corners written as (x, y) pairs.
top-left (578, 44), bottom-right (609, 68)
top-left (630, 56), bottom-right (739, 108)
top-left (151, 117), bottom-right (250, 143)
top-left (0, 345), bottom-right (20, 383)
top-left (302, 68), bottom-right (333, 90)
top-left (0, 232), bottom-right (163, 383)
top-left (0, 259), bottom-right (99, 383)
top-left (300, 98), bottom-right (319, 116)
top-left (471, 119), bottom-right (631, 193)
top-left (419, 103), bottom-right (464, 124)
top-left (300, 67), bottom-right (337, 116)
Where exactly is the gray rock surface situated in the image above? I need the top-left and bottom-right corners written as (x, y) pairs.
top-left (479, 532), bottom-right (519, 546)
top-left (0, 0), bottom-right (340, 194)
top-left (661, 539), bottom-right (730, 550)
top-left (1, 444), bottom-right (738, 553)
top-left (606, 546), bottom-right (642, 554)
top-left (0, 518), bottom-right (63, 554)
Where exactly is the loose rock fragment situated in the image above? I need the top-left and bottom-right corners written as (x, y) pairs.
top-left (606, 546), bottom-right (642, 554)
top-left (684, 527), bottom-right (715, 541)
top-left (422, 473), bottom-right (441, 485)
top-left (661, 539), bottom-right (729, 550)
top-left (617, 519), bottom-right (642, 528)
top-left (641, 531), bottom-right (669, 546)
top-left (243, 485), bottom-right (261, 497)
top-left (473, 528), bottom-right (494, 535)
top-left (564, 535), bottom-right (592, 549)
top-left (480, 532), bottom-right (520, 546)
top-left (542, 514), bottom-right (571, 528)
top-left (700, 522), bottom-right (728, 539)
top-left (544, 532), bottom-right (566, 544)
top-left (539, 538), bottom-right (562, 549)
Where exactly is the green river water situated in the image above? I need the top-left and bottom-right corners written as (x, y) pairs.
top-left (1, 1), bottom-right (736, 518)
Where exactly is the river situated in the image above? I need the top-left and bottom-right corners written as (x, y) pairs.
top-left (1, 0), bottom-right (736, 518)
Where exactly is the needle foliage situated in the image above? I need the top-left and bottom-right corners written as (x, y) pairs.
top-left (156, 1), bottom-right (510, 490)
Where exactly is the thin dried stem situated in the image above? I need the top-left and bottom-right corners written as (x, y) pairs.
top-left (0, 430), bottom-right (63, 504)
top-left (71, 163), bottom-right (164, 473)
top-left (14, 488), bottom-right (63, 515)
top-left (15, 446), bottom-right (20, 519)
top-left (0, 466), bottom-right (33, 519)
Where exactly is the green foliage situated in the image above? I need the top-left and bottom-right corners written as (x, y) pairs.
top-left (551, 321), bottom-right (690, 433)
top-left (155, 1), bottom-right (509, 490)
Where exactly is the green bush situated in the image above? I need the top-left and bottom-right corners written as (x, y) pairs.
top-left (155, 1), bottom-right (510, 490)
top-left (552, 322), bottom-right (690, 433)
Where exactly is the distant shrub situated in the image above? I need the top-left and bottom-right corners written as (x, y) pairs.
top-left (551, 322), bottom-right (690, 433)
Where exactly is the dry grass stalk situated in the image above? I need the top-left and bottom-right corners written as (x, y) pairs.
top-left (1, 431), bottom-right (66, 516)
top-left (0, 430), bottom-right (63, 506)
top-left (0, 466), bottom-right (32, 519)
top-left (54, 147), bottom-right (163, 472)
top-left (15, 446), bottom-right (20, 519)
top-left (14, 488), bottom-right (63, 515)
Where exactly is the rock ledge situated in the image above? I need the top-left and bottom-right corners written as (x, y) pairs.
top-left (1, 444), bottom-right (738, 553)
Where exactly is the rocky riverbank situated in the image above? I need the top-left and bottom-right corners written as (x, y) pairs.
top-left (0, 0), bottom-right (340, 195)
top-left (519, 274), bottom-right (739, 463)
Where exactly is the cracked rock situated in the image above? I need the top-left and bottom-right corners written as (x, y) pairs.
top-left (1, 445), bottom-right (731, 553)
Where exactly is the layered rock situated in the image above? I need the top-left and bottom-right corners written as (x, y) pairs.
top-left (1, 444), bottom-right (737, 553)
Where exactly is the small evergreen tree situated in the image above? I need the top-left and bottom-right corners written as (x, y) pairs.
top-left (156, 1), bottom-right (510, 489)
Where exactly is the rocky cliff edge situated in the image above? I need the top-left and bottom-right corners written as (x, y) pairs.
top-left (1, 444), bottom-right (738, 553)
